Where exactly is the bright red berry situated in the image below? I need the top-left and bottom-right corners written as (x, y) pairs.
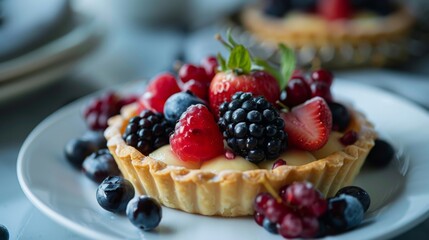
top-left (201, 56), bottom-right (218, 80)
top-left (318, 0), bottom-right (353, 20)
top-left (264, 198), bottom-right (289, 222)
top-left (141, 73), bottom-right (181, 113)
top-left (281, 97), bottom-right (332, 151)
top-left (254, 192), bottom-right (274, 214)
top-left (254, 212), bottom-right (265, 226)
top-left (181, 80), bottom-right (209, 101)
top-left (209, 71), bottom-right (280, 117)
top-left (178, 64), bottom-right (208, 84)
top-left (340, 130), bottom-right (358, 145)
top-left (278, 213), bottom-right (303, 238)
top-left (170, 104), bottom-right (224, 163)
top-left (284, 182), bottom-right (318, 207)
top-left (281, 78), bottom-right (312, 107)
top-left (272, 159), bottom-right (287, 169)
top-left (311, 69), bottom-right (334, 86)
top-left (310, 82), bottom-right (333, 102)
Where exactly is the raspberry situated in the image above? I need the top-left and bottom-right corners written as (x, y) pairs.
top-left (218, 92), bottom-right (288, 163)
top-left (123, 110), bottom-right (173, 155)
top-left (170, 104), bottom-right (224, 163)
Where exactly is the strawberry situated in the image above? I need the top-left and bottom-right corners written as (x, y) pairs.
top-left (209, 70), bottom-right (280, 116)
top-left (209, 32), bottom-right (296, 117)
top-left (281, 97), bottom-right (332, 151)
top-left (170, 104), bottom-right (224, 163)
top-left (318, 0), bottom-right (353, 20)
top-left (140, 73), bottom-right (181, 113)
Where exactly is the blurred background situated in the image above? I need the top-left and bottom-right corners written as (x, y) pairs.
top-left (0, 0), bottom-right (428, 239)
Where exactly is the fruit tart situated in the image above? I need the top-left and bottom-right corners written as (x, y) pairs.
top-left (105, 35), bottom-right (376, 217)
top-left (240, 0), bottom-right (415, 67)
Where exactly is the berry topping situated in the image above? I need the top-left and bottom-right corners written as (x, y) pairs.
top-left (300, 216), bottom-right (320, 238)
top-left (0, 224), bottom-right (9, 240)
top-left (96, 176), bottom-right (135, 214)
top-left (281, 97), bottom-right (332, 151)
top-left (328, 102), bottom-right (351, 131)
top-left (170, 104), bottom-right (224, 163)
top-left (272, 159), bottom-right (287, 169)
top-left (83, 92), bottom-right (138, 131)
top-left (126, 195), bottom-right (162, 231)
top-left (263, 218), bottom-right (279, 234)
top-left (281, 77), bottom-right (312, 107)
top-left (326, 194), bottom-right (364, 232)
top-left (284, 182), bottom-right (318, 207)
top-left (218, 92), bottom-right (288, 163)
top-left (82, 149), bottom-right (120, 183)
top-left (123, 110), bottom-right (173, 155)
top-left (318, 0), bottom-right (353, 20)
top-left (278, 213), bottom-right (303, 238)
top-left (200, 56), bottom-right (218, 80)
top-left (340, 130), bottom-right (358, 145)
top-left (64, 138), bottom-right (100, 169)
top-left (311, 69), bottom-right (333, 86)
top-left (140, 73), bottom-right (181, 113)
top-left (254, 212), bottom-right (265, 226)
top-left (181, 80), bottom-right (209, 101)
top-left (254, 192), bottom-right (274, 214)
top-left (178, 64), bottom-right (209, 84)
top-left (163, 91), bottom-right (206, 124)
top-left (310, 82), bottom-right (333, 102)
top-left (366, 139), bottom-right (395, 167)
top-left (336, 186), bottom-right (371, 212)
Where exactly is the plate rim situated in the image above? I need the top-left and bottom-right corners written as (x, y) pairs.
top-left (17, 81), bottom-right (429, 240)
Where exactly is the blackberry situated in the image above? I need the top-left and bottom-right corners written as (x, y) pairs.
top-left (218, 92), bottom-right (288, 163)
top-left (123, 110), bottom-right (173, 155)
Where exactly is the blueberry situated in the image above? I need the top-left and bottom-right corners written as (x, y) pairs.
top-left (127, 195), bottom-right (162, 231)
top-left (96, 176), bottom-right (135, 214)
top-left (368, 1), bottom-right (396, 16)
top-left (82, 149), bottom-right (120, 183)
top-left (366, 139), bottom-right (395, 168)
top-left (328, 102), bottom-right (350, 132)
top-left (336, 186), bottom-right (371, 212)
top-left (326, 194), bottom-right (364, 232)
top-left (264, 0), bottom-right (291, 18)
top-left (163, 91), bottom-right (205, 123)
top-left (64, 138), bottom-right (99, 169)
top-left (263, 218), bottom-right (278, 234)
top-left (290, 0), bottom-right (316, 11)
top-left (0, 224), bottom-right (9, 240)
top-left (82, 131), bottom-right (107, 149)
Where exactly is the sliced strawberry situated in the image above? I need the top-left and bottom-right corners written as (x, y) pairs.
top-left (209, 70), bottom-right (280, 117)
top-left (170, 104), bottom-right (224, 163)
top-left (140, 73), bottom-right (181, 113)
top-left (281, 97), bottom-right (332, 151)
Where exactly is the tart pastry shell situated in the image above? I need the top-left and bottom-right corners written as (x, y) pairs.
top-left (105, 103), bottom-right (376, 217)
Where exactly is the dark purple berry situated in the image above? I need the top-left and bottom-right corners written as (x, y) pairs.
top-left (82, 131), bottom-right (107, 149)
top-left (336, 186), bottom-right (370, 212)
top-left (366, 139), bottom-right (395, 167)
top-left (328, 102), bottom-right (350, 132)
top-left (96, 176), bottom-right (135, 214)
top-left (264, 0), bottom-right (291, 17)
top-left (82, 149), bottom-right (120, 183)
top-left (263, 218), bottom-right (278, 234)
top-left (0, 224), bottom-right (9, 240)
top-left (326, 194), bottom-right (364, 232)
top-left (64, 138), bottom-right (99, 169)
top-left (126, 195), bottom-right (162, 231)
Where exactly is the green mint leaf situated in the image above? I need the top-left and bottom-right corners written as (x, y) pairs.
top-left (278, 44), bottom-right (296, 89)
top-left (227, 28), bottom-right (238, 47)
top-left (253, 57), bottom-right (282, 86)
top-left (227, 45), bottom-right (251, 74)
top-left (217, 53), bottom-right (227, 71)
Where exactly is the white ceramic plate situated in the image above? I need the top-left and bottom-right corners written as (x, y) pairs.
top-left (17, 82), bottom-right (429, 240)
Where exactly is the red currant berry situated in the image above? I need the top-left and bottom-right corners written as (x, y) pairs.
top-left (282, 78), bottom-right (311, 107)
top-left (300, 216), bottom-right (319, 238)
top-left (254, 192), bottom-right (274, 214)
top-left (254, 212), bottom-right (265, 226)
top-left (340, 130), bottom-right (358, 145)
top-left (278, 213), bottom-right (303, 238)
top-left (201, 56), bottom-right (218, 80)
top-left (181, 80), bottom-right (209, 101)
top-left (302, 197), bottom-right (328, 217)
top-left (272, 159), bottom-right (286, 169)
top-left (284, 182), bottom-right (318, 207)
top-left (178, 64), bottom-right (208, 84)
top-left (265, 198), bottom-right (289, 222)
top-left (310, 82), bottom-right (333, 102)
top-left (311, 69), bottom-right (333, 86)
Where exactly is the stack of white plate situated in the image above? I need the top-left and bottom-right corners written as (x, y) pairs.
top-left (0, 0), bottom-right (102, 102)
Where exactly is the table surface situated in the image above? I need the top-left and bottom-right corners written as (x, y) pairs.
top-left (1, 0), bottom-right (429, 239)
